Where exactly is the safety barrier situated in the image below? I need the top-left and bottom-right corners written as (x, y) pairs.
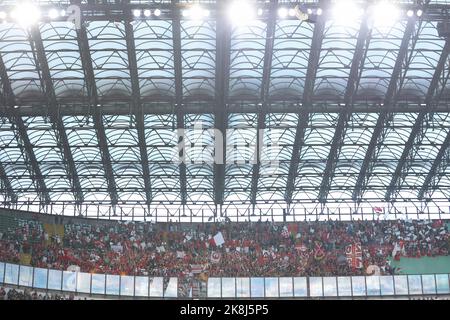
top-left (1, 261), bottom-right (449, 298)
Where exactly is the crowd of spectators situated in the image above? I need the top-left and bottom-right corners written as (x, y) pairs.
top-left (0, 216), bottom-right (449, 278)
top-left (0, 286), bottom-right (87, 300)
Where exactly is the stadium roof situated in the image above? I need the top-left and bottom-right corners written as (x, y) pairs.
top-left (2, 0), bottom-right (450, 219)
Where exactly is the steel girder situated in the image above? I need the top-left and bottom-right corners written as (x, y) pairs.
top-left (7, 103), bottom-right (450, 117)
top-left (0, 161), bottom-right (16, 203)
top-left (0, 62), bottom-right (17, 203)
top-left (418, 45), bottom-right (450, 200)
top-left (172, 0), bottom-right (187, 205)
top-left (0, 51), bottom-right (48, 204)
top-left (318, 15), bottom-right (371, 203)
top-left (284, 14), bottom-right (325, 204)
top-left (352, 17), bottom-right (418, 202)
top-left (29, 27), bottom-right (84, 205)
top-left (214, 0), bottom-right (231, 205)
top-left (123, 3), bottom-right (153, 206)
top-left (250, 0), bottom-right (277, 205)
top-left (387, 40), bottom-right (450, 201)
top-left (75, 19), bottom-right (118, 207)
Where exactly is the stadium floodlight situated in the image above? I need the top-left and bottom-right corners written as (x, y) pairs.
top-left (416, 9), bottom-right (423, 17)
top-left (190, 5), bottom-right (205, 20)
top-left (11, 3), bottom-right (41, 28)
top-left (331, 2), bottom-right (363, 24)
top-left (0, 11), bottom-right (6, 20)
top-left (60, 10), bottom-right (66, 17)
top-left (257, 8), bottom-right (263, 16)
top-left (307, 8), bottom-right (313, 15)
top-left (407, 9), bottom-right (414, 17)
top-left (316, 8), bottom-right (323, 16)
top-left (278, 7), bottom-right (288, 19)
top-left (49, 8), bottom-right (59, 19)
top-left (144, 9), bottom-right (151, 17)
top-left (182, 9), bottom-right (189, 17)
top-left (289, 8), bottom-right (296, 17)
top-left (154, 9), bottom-right (161, 17)
top-left (373, 1), bottom-right (400, 26)
top-left (133, 9), bottom-right (141, 17)
top-left (228, 1), bottom-right (255, 26)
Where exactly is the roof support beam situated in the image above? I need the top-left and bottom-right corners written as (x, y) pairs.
top-left (387, 40), bottom-right (450, 201)
top-left (0, 161), bottom-right (16, 203)
top-left (418, 45), bottom-right (450, 200)
top-left (353, 18), bottom-right (418, 202)
top-left (284, 15), bottom-right (325, 203)
top-left (250, 0), bottom-right (277, 205)
top-left (0, 69), bottom-right (17, 203)
top-left (0, 50), bottom-right (48, 204)
top-left (214, 0), bottom-right (231, 205)
top-left (123, 4), bottom-right (153, 206)
top-left (29, 27), bottom-right (84, 205)
top-left (318, 16), bottom-right (371, 203)
top-left (172, 0), bottom-right (187, 205)
top-left (76, 20), bottom-right (118, 206)
top-left (7, 102), bottom-right (450, 117)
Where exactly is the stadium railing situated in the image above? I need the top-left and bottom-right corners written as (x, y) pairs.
top-left (1, 261), bottom-right (449, 299)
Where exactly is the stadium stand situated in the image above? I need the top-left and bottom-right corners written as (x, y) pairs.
top-left (0, 212), bottom-right (448, 278)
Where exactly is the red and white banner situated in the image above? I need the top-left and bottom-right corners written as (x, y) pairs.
top-left (345, 243), bottom-right (363, 269)
top-left (190, 264), bottom-right (205, 274)
top-left (210, 251), bottom-right (221, 264)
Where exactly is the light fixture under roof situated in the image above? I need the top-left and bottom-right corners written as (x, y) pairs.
top-left (11, 3), bottom-right (41, 28)
top-left (49, 8), bottom-right (59, 19)
top-left (143, 9), bottom-right (151, 17)
top-left (278, 7), bottom-right (288, 19)
top-left (331, 1), bottom-right (364, 24)
top-left (228, 1), bottom-right (255, 26)
top-left (190, 5), bottom-right (205, 20)
top-left (133, 9), bottom-right (141, 17)
top-left (373, 1), bottom-right (400, 26)
top-left (154, 8), bottom-right (161, 17)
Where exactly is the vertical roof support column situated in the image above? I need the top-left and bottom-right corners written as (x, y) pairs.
top-left (387, 40), bottom-right (450, 201)
top-left (353, 18), bottom-right (418, 202)
top-left (214, 0), bottom-right (231, 206)
top-left (284, 12), bottom-right (325, 204)
top-left (75, 15), bottom-right (118, 207)
top-left (172, 0), bottom-right (187, 205)
top-left (29, 27), bottom-right (84, 205)
top-left (250, 0), bottom-right (277, 205)
top-left (0, 51), bottom-right (48, 205)
top-left (123, 2), bottom-right (153, 206)
top-left (318, 14), bottom-right (371, 203)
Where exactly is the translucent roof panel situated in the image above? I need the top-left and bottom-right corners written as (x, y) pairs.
top-left (1, 3), bottom-right (450, 217)
top-left (0, 24), bottom-right (43, 99)
top-left (133, 20), bottom-right (175, 98)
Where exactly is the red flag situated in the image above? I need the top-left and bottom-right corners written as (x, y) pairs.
top-left (373, 207), bottom-right (383, 213)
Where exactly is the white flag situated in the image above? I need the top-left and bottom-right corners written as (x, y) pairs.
top-left (213, 232), bottom-right (225, 247)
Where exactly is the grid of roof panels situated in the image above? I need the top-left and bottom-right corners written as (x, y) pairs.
top-left (0, 0), bottom-right (450, 216)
